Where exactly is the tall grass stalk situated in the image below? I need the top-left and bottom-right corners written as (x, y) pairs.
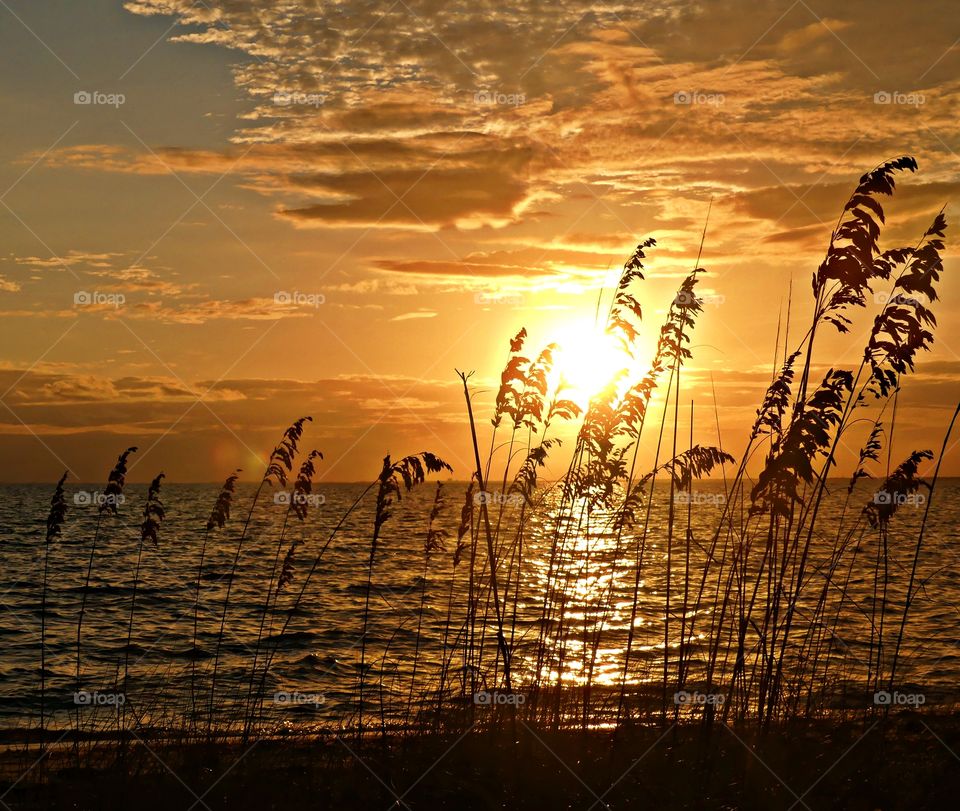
top-left (358, 452), bottom-right (451, 734)
top-left (192, 470), bottom-right (239, 728)
top-left (122, 472), bottom-right (164, 736)
top-left (209, 417), bottom-right (311, 734)
top-left (40, 472), bottom-right (67, 752)
top-left (243, 450), bottom-right (322, 739)
top-left (457, 370), bottom-right (513, 695)
top-left (888, 402), bottom-right (960, 691)
top-left (75, 446), bottom-right (136, 747)
top-left (407, 482), bottom-right (447, 726)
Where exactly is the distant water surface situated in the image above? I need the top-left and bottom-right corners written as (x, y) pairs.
top-left (0, 480), bottom-right (958, 731)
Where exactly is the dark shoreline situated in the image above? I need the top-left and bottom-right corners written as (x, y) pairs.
top-left (3, 714), bottom-right (960, 810)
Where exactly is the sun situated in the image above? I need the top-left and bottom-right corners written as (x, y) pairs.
top-left (550, 319), bottom-right (632, 405)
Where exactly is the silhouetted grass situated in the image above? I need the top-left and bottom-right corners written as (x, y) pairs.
top-left (13, 159), bottom-right (957, 802)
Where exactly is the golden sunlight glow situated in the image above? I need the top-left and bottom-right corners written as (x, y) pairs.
top-left (551, 319), bottom-right (632, 404)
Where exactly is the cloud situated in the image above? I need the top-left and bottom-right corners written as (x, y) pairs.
top-left (124, 296), bottom-right (320, 324)
top-left (0, 252), bottom-right (329, 324)
top-left (42, 134), bottom-right (543, 230)
top-left (390, 311), bottom-right (438, 321)
top-left (278, 158), bottom-right (536, 228)
top-left (10, 250), bottom-right (123, 272)
top-left (3, 296), bottom-right (323, 325)
top-left (0, 368), bottom-right (461, 424)
top-left (374, 258), bottom-right (560, 278)
top-left (3, 0), bottom-right (960, 482)
top-left (28, 1), bottom-right (951, 259)
top-left (4, 352), bottom-right (960, 481)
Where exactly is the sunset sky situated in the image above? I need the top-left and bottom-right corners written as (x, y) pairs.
top-left (1, 0), bottom-right (958, 482)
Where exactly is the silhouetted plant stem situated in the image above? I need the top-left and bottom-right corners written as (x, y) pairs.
top-left (75, 446), bottom-right (136, 753)
top-left (41, 472), bottom-right (67, 754)
top-left (888, 402), bottom-right (960, 691)
top-left (210, 417), bottom-right (311, 737)
top-left (359, 452), bottom-right (451, 735)
top-left (190, 527), bottom-right (211, 727)
top-left (358, 525), bottom-right (380, 735)
top-left (208, 480), bottom-right (265, 735)
top-left (677, 400), bottom-right (694, 693)
top-left (192, 470), bottom-right (239, 732)
top-left (256, 482), bottom-right (374, 707)
top-left (458, 370), bottom-right (512, 694)
top-left (121, 473), bottom-right (163, 745)
top-left (663, 355), bottom-right (680, 722)
top-left (242, 507), bottom-right (292, 738)
top-left (74, 511), bottom-right (102, 750)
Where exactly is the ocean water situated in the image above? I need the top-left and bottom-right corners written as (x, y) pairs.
top-left (0, 479), bottom-right (958, 733)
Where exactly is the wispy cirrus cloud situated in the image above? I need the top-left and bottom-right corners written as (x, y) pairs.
top-left (41, 6), bottom-right (960, 267)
